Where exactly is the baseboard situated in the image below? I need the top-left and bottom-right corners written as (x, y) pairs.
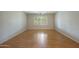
top-left (0, 28), bottom-right (27, 44)
top-left (27, 29), bottom-right (54, 31)
top-left (27, 28), bottom-right (54, 31)
top-left (55, 28), bottom-right (79, 43)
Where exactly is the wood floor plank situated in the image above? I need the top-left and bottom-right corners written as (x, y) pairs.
top-left (1, 30), bottom-right (79, 48)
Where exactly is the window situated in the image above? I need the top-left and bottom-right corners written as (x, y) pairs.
top-left (34, 15), bottom-right (48, 25)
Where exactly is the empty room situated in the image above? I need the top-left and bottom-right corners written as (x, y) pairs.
top-left (0, 11), bottom-right (79, 48)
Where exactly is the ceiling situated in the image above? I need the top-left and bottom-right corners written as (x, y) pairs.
top-left (25, 11), bottom-right (57, 14)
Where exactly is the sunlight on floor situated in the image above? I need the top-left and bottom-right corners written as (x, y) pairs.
top-left (34, 32), bottom-right (48, 47)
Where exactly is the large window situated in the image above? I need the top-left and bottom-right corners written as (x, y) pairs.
top-left (34, 15), bottom-right (48, 25)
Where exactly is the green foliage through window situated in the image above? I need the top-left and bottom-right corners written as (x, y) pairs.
top-left (34, 16), bottom-right (48, 25)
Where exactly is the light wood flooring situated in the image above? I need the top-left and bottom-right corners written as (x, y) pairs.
top-left (1, 30), bottom-right (79, 48)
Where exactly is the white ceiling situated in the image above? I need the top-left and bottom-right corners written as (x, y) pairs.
top-left (25, 11), bottom-right (56, 14)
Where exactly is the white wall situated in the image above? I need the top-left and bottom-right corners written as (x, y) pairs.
top-left (27, 14), bottom-right (55, 30)
top-left (0, 11), bottom-right (27, 44)
top-left (55, 11), bottom-right (79, 43)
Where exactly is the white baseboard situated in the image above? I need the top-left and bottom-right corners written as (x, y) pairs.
top-left (27, 28), bottom-right (55, 30)
top-left (55, 28), bottom-right (79, 43)
top-left (0, 28), bottom-right (27, 44)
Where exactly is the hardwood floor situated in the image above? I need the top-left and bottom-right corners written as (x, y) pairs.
top-left (1, 30), bottom-right (79, 48)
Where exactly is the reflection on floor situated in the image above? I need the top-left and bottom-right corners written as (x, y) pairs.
top-left (2, 30), bottom-right (79, 48)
